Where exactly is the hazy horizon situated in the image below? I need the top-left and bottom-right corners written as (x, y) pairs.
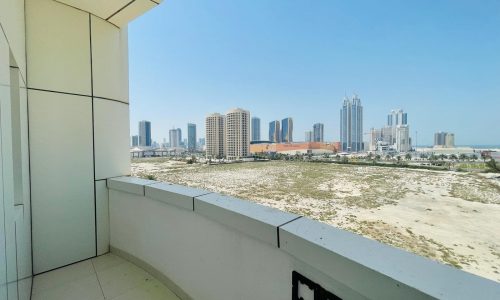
top-left (128, 0), bottom-right (500, 146)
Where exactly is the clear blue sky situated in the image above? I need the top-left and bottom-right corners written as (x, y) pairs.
top-left (129, 0), bottom-right (500, 146)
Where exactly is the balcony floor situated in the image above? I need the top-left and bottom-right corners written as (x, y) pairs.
top-left (31, 253), bottom-right (180, 300)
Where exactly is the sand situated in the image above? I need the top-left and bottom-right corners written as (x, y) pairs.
top-left (131, 158), bottom-right (500, 282)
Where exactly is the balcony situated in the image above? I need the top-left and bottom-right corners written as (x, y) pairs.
top-left (29, 176), bottom-right (498, 299)
top-left (2, 0), bottom-right (500, 299)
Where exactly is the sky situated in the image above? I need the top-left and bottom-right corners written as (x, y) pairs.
top-left (129, 0), bottom-right (500, 146)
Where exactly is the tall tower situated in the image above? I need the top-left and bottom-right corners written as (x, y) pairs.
top-left (169, 128), bottom-right (182, 148)
top-left (305, 131), bottom-right (313, 142)
top-left (206, 113), bottom-right (226, 158)
top-left (269, 120), bottom-right (281, 143)
top-left (340, 95), bottom-right (363, 152)
top-left (313, 123), bottom-right (324, 142)
top-left (187, 123), bottom-right (197, 152)
top-left (139, 120), bottom-right (151, 147)
top-left (281, 117), bottom-right (293, 143)
top-left (251, 117), bottom-right (261, 141)
top-left (225, 108), bottom-right (250, 160)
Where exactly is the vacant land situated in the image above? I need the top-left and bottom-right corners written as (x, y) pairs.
top-left (132, 158), bottom-right (500, 282)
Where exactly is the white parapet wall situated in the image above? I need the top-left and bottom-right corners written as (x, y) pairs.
top-left (107, 176), bottom-right (500, 300)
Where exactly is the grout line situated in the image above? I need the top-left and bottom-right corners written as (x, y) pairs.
top-left (27, 88), bottom-right (129, 105)
top-left (90, 258), bottom-right (106, 299)
top-left (89, 13), bottom-right (98, 258)
top-left (106, 0), bottom-right (136, 21)
top-left (276, 216), bottom-right (302, 248)
top-left (94, 96), bottom-right (129, 105)
top-left (33, 257), bottom-right (93, 276)
top-left (24, 0), bottom-right (35, 286)
top-left (53, 0), bottom-right (120, 29)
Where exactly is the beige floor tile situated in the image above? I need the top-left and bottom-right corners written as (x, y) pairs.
top-left (31, 274), bottom-right (104, 300)
top-left (97, 261), bottom-right (153, 299)
top-left (91, 253), bottom-right (126, 273)
top-left (110, 278), bottom-right (180, 300)
top-left (32, 260), bottom-right (95, 293)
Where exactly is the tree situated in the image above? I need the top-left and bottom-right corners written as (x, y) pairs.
top-left (396, 155), bottom-right (402, 164)
top-left (459, 153), bottom-right (467, 161)
top-left (486, 159), bottom-right (500, 173)
top-left (375, 154), bottom-right (381, 161)
top-left (439, 154), bottom-right (446, 161)
top-left (471, 154), bottom-right (478, 161)
top-left (385, 154), bottom-right (391, 161)
top-left (450, 154), bottom-right (458, 160)
top-left (405, 153), bottom-right (412, 161)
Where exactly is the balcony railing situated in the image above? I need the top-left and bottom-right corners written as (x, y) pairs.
top-left (107, 176), bottom-right (500, 300)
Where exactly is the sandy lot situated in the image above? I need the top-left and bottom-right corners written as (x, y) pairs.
top-left (131, 158), bottom-right (500, 282)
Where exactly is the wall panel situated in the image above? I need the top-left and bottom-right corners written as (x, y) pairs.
top-left (29, 89), bottom-right (95, 274)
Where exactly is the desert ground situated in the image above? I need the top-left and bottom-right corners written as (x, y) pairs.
top-left (131, 158), bottom-right (500, 282)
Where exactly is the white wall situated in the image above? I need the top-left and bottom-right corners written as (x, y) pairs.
top-left (25, 0), bottom-right (134, 274)
top-left (0, 1), bottom-right (32, 298)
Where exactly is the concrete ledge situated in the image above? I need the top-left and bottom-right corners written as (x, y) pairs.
top-left (279, 217), bottom-right (500, 300)
top-left (107, 176), bottom-right (159, 196)
top-left (145, 183), bottom-right (212, 210)
top-left (195, 193), bottom-right (300, 247)
top-left (110, 246), bottom-right (193, 300)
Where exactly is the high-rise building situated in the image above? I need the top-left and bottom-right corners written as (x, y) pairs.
top-left (434, 132), bottom-right (455, 148)
top-left (340, 94), bottom-right (363, 152)
top-left (206, 113), bottom-right (226, 158)
top-left (269, 120), bottom-right (281, 143)
top-left (139, 120), bottom-right (151, 147)
top-left (305, 131), bottom-right (313, 142)
top-left (187, 123), bottom-right (197, 152)
top-left (251, 117), bottom-right (261, 141)
top-left (313, 123), bottom-right (324, 142)
top-left (445, 133), bottom-right (455, 148)
top-left (369, 128), bottom-right (382, 151)
top-left (387, 109), bottom-right (410, 152)
top-left (395, 125), bottom-right (411, 152)
top-left (198, 138), bottom-right (206, 147)
top-left (281, 117), bottom-right (293, 143)
top-left (131, 135), bottom-right (139, 147)
top-left (226, 108), bottom-right (250, 160)
top-left (387, 109), bottom-right (407, 127)
top-left (169, 128), bottom-right (182, 148)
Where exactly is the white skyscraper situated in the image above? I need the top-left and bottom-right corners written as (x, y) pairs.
top-left (169, 128), bottom-right (182, 148)
top-left (395, 125), bottom-right (410, 152)
top-left (225, 108), bottom-right (250, 160)
top-left (206, 113), bottom-right (226, 159)
top-left (340, 94), bottom-right (363, 152)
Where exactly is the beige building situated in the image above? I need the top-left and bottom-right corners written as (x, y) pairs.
top-left (395, 125), bottom-right (411, 152)
top-left (225, 108), bottom-right (250, 160)
top-left (205, 113), bottom-right (226, 159)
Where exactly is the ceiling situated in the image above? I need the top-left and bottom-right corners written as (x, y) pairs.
top-left (56, 0), bottom-right (161, 27)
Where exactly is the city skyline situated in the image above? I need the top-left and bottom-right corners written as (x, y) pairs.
top-left (128, 1), bottom-right (500, 146)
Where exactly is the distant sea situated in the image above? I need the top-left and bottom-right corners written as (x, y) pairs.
top-left (418, 145), bottom-right (500, 149)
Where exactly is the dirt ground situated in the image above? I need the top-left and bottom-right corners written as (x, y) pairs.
top-left (131, 158), bottom-right (500, 282)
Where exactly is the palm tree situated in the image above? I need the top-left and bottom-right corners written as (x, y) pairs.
top-left (385, 154), bottom-right (391, 161)
top-left (375, 154), bottom-right (381, 161)
top-left (471, 154), bottom-right (478, 161)
top-left (459, 153), bottom-right (467, 161)
top-left (450, 154), bottom-right (458, 161)
top-left (405, 153), bottom-right (412, 161)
